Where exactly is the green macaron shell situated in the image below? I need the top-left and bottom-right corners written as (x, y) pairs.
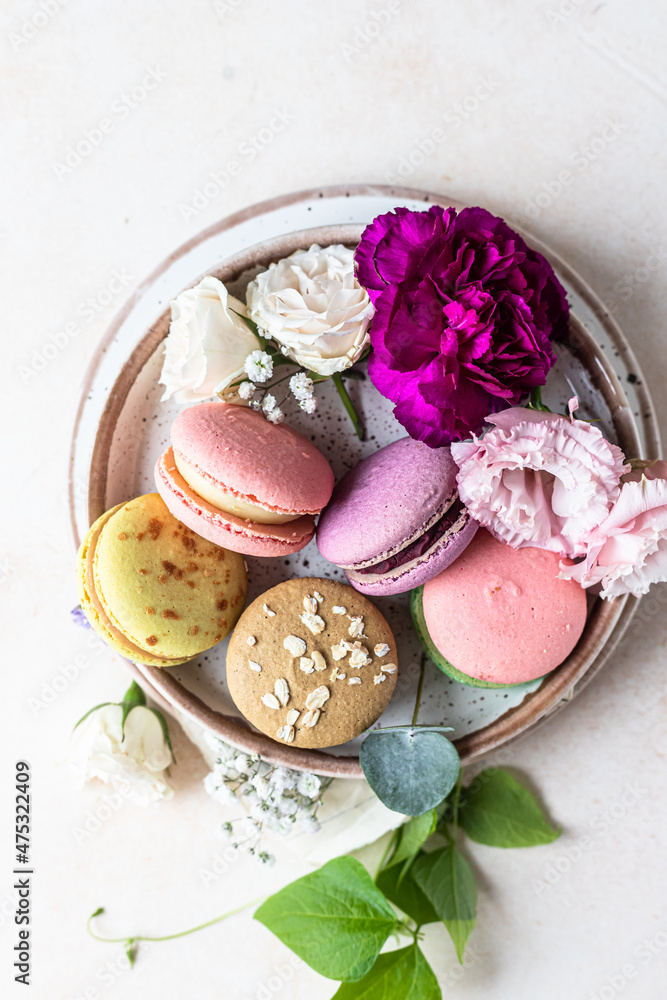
top-left (410, 586), bottom-right (518, 689)
top-left (88, 494), bottom-right (247, 662)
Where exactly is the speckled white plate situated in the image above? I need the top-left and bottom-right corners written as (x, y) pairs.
top-left (69, 185), bottom-right (661, 776)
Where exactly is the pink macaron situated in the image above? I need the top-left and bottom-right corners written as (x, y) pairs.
top-left (420, 529), bottom-right (587, 685)
top-left (317, 437), bottom-right (478, 596)
top-left (155, 402), bottom-right (334, 557)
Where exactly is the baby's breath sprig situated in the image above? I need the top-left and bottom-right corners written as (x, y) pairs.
top-left (203, 735), bottom-right (332, 866)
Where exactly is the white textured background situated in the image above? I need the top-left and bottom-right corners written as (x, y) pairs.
top-left (2, 1), bottom-right (667, 998)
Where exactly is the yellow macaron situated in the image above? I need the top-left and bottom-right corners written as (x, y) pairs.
top-left (77, 493), bottom-right (247, 667)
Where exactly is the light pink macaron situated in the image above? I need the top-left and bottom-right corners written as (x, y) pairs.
top-left (155, 402), bottom-right (334, 557)
top-left (422, 529), bottom-right (587, 685)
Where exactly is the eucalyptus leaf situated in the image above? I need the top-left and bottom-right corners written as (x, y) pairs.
top-left (331, 944), bottom-right (441, 1000)
top-left (360, 729), bottom-right (460, 816)
top-left (254, 857), bottom-right (397, 982)
top-left (459, 770), bottom-right (560, 848)
top-left (376, 854), bottom-right (439, 927)
top-left (413, 844), bottom-right (477, 963)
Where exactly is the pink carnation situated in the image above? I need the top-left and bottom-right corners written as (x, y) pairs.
top-left (451, 400), bottom-right (628, 558)
top-left (560, 467), bottom-right (667, 598)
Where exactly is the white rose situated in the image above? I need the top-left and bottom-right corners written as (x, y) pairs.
top-left (246, 244), bottom-right (374, 376)
top-left (160, 275), bottom-right (261, 402)
top-left (68, 703), bottom-right (173, 806)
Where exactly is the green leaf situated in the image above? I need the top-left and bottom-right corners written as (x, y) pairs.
top-left (360, 730), bottom-right (460, 816)
top-left (146, 707), bottom-right (176, 764)
top-left (331, 944), bottom-right (441, 1000)
top-left (73, 703), bottom-right (113, 731)
top-left (120, 681), bottom-right (146, 739)
top-left (230, 308), bottom-right (263, 342)
top-left (376, 854), bottom-right (439, 927)
top-left (413, 844), bottom-right (477, 963)
top-left (459, 769), bottom-right (560, 848)
top-left (254, 857), bottom-right (398, 982)
top-left (388, 811), bottom-right (437, 873)
top-left (125, 941), bottom-right (137, 967)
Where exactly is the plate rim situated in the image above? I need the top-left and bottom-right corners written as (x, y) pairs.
top-left (70, 183), bottom-right (661, 777)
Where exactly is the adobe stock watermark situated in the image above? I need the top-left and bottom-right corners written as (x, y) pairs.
top-left (66, 940), bottom-right (156, 1000)
top-left (27, 629), bottom-right (109, 716)
top-left (198, 845), bottom-right (242, 888)
top-left (602, 244), bottom-right (667, 318)
top-left (179, 107), bottom-right (296, 222)
top-left (588, 922), bottom-right (667, 1000)
top-left (0, 555), bottom-right (13, 585)
top-left (383, 75), bottom-right (501, 184)
top-left (532, 779), bottom-right (649, 897)
top-left (213, 0), bottom-right (245, 19)
top-left (513, 117), bottom-right (627, 224)
top-left (239, 954), bottom-right (305, 1000)
top-left (340, 1), bottom-right (402, 62)
top-left (53, 66), bottom-right (167, 177)
top-left (8, 0), bottom-right (70, 53)
top-left (18, 267), bottom-right (134, 384)
top-left (544, 0), bottom-right (589, 27)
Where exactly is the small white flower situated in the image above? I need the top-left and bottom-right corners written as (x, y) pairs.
top-left (234, 754), bottom-right (252, 775)
top-left (237, 380), bottom-right (256, 400)
top-left (299, 814), bottom-right (321, 835)
top-left (266, 406), bottom-right (284, 424)
top-left (246, 244), bottom-right (374, 376)
top-left (159, 276), bottom-right (261, 403)
top-left (270, 767), bottom-right (298, 794)
top-left (299, 395), bottom-right (318, 415)
top-left (203, 773), bottom-right (238, 807)
top-left (251, 774), bottom-right (272, 801)
top-left (68, 703), bottom-right (173, 807)
top-left (262, 393), bottom-right (277, 414)
top-left (278, 797), bottom-right (299, 817)
top-left (289, 372), bottom-right (314, 401)
top-left (244, 350), bottom-right (274, 383)
top-left (297, 772), bottom-right (321, 798)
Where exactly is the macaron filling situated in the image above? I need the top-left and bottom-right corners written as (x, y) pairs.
top-left (173, 449), bottom-right (305, 525)
top-left (345, 495), bottom-right (473, 584)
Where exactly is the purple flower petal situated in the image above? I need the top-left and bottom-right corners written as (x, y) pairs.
top-left (355, 205), bottom-right (569, 446)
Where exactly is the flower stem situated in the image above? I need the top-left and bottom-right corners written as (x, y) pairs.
top-left (527, 387), bottom-right (551, 412)
top-left (412, 653), bottom-right (427, 726)
top-left (332, 372), bottom-right (365, 441)
top-left (87, 895), bottom-right (265, 950)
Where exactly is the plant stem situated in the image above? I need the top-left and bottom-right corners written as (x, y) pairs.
top-left (375, 828), bottom-right (400, 881)
top-left (527, 387), bottom-right (551, 412)
top-left (412, 653), bottom-right (427, 726)
top-left (332, 372), bottom-right (365, 441)
top-left (451, 773), bottom-right (463, 832)
top-left (87, 896), bottom-right (265, 947)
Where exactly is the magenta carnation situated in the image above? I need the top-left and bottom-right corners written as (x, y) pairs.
top-left (354, 206), bottom-right (569, 447)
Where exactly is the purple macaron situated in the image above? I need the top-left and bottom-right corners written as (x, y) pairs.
top-left (317, 437), bottom-right (478, 596)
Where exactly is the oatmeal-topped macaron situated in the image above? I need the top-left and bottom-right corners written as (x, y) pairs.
top-left (226, 577), bottom-right (398, 749)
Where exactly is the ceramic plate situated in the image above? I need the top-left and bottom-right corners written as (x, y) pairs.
top-left (69, 184), bottom-right (661, 776)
